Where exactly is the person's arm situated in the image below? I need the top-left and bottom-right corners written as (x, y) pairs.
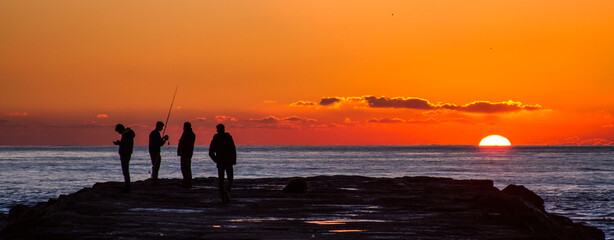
top-left (161, 135), bottom-right (169, 146)
top-left (177, 135), bottom-right (183, 156)
top-left (188, 132), bottom-right (196, 155)
top-left (209, 137), bottom-right (217, 162)
top-left (156, 132), bottom-right (167, 146)
top-left (230, 136), bottom-right (237, 162)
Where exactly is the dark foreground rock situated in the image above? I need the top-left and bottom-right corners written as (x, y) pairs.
top-left (0, 176), bottom-right (604, 240)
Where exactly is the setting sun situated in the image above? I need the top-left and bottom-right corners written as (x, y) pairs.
top-left (479, 135), bottom-right (511, 146)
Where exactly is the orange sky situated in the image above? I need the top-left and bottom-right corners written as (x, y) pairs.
top-left (1, 0), bottom-right (613, 145)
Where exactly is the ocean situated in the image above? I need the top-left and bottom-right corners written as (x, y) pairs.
top-left (0, 145), bottom-right (612, 237)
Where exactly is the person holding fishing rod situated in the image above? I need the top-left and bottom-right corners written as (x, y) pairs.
top-left (149, 121), bottom-right (169, 185)
top-left (149, 85), bottom-right (178, 185)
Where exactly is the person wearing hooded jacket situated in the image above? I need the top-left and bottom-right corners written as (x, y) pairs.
top-left (113, 124), bottom-right (135, 193)
top-left (177, 122), bottom-right (196, 188)
top-left (209, 124), bottom-right (236, 203)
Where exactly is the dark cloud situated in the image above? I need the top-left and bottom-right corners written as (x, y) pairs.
top-left (439, 103), bottom-right (460, 110)
top-left (289, 101), bottom-right (316, 107)
top-left (319, 97), bottom-right (342, 106)
top-left (364, 96), bottom-right (435, 110)
top-left (282, 116), bottom-right (317, 122)
top-left (367, 118), bottom-right (406, 124)
top-left (457, 101), bottom-right (542, 113)
top-left (283, 116), bottom-right (303, 121)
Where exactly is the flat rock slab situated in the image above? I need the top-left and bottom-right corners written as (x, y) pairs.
top-left (1, 176), bottom-right (604, 239)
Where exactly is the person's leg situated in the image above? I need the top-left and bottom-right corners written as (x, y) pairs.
top-left (149, 152), bottom-right (156, 179)
top-left (226, 165), bottom-right (234, 192)
top-left (217, 166), bottom-right (225, 200)
top-left (120, 155), bottom-right (131, 192)
top-left (180, 155), bottom-right (192, 187)
top-left (151, 152), bottom-right (161, 181)
top-left (180, 156), bottom-right (187, 184)
top-left (185, 155), bottom-right (192, 187)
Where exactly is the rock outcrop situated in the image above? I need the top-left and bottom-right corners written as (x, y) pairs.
top-left (283, 178), bottom-right (308, 193)
top-left (502, 184), bottom-right (545, 211)
top-left (0, 176), bottom-right (605, 240)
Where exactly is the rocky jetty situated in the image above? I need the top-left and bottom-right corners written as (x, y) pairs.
top-left (0, 176), bottom-right (605, 239)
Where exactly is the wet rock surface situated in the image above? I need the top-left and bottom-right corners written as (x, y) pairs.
top-left (0, 176), bottom-right (605, 239)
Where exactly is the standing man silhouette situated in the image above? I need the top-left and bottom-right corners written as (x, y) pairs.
top-left (149, 121), bottom-right (168, 185)
top-left (178, 122), bottom-right (196, 188)
top-left (113, 124), bottom-right (135, 193)
top-left (209, 124), bottom-right (236, 203)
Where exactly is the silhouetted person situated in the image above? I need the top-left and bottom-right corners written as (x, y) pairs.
top-left (209, 124), bottom-right (236, 203)
top-left (113, 124), bottom-right (135, 193)
top-left (149, 121), bottom-right (168, 185)
top-left (178, 122), bottom-right (196, 188)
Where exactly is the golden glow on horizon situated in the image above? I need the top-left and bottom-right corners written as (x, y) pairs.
top-left (479, 135), bottom-right (511, 146)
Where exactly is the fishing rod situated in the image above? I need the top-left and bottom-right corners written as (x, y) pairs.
top-left (162, 85), bottom-right (178, 145)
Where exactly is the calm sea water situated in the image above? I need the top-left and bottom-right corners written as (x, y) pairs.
top-left (0, 145), bottom-right (612, 237)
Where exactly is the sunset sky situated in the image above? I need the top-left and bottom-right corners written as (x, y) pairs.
top-left (1, 0), bottom-right (613, 145)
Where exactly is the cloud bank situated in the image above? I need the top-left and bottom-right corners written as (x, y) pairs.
top-left (191, 115), bottom-right (318, 129)
top-left (215, 115), bottom-right (238, 123)
top-left (291, 96), bottom-right (543, 113)
top-left (248, 116), bottom-right (317, 124)
top-left (366, 118), bottom-right (439, 124)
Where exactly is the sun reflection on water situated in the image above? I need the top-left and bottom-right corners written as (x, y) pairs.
top-left (305, 220), bottom-right (346, 225)
top-left (329, 229), bottom-right (365, 233)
